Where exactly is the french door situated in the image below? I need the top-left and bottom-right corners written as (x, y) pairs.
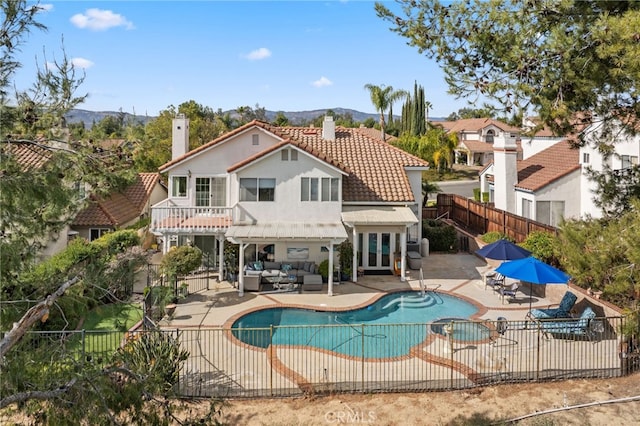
top-left (359, 232), bottom-right (394, 270)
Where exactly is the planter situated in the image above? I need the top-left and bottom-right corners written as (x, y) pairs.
top-left (164, 303), bottom-right (177, 318)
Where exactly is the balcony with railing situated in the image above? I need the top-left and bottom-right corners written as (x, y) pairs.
top-left (151, 199), bottom-right (234, 234)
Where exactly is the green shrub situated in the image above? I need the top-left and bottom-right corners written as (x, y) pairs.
top-left (92, 229), bottom-right (140, 255)
top-left (337, 240), bottom-right (353, 277)
top-left (473, 187), bottom-right (481, 201)
top-left (318, 259), bottom-right (329, 279)
top-left (480, 232), bottom-right (513, 243)
top-left (422, 220), bottom-right (457, 252)
top-left (481, 192), bottom-right (489, 202)
top-left (521, 231), bottom-right (559, 265)
top-left (161, 245), bottom-right (202, 276)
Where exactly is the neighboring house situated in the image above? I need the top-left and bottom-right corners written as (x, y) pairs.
top-left (72, 172), bottom-right (167, 241)
top-left (150, 115), bottom-right (429, 296)
top-left (480, 117), bottom-right (640, 224)
top-left (435, 118), bottom-right (522, 166)
top-left (480, 137), bottom-right (580, 226)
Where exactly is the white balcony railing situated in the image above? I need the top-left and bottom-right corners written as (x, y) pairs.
top-left (151, 201), bottom-right (234, 234)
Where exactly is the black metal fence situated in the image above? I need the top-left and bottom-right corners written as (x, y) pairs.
top-left (13, 316), bottom-right (639, 399)
top-left (147, 253), bottom-right (217, 299)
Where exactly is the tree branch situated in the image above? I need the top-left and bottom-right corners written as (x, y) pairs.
top-left (0, 275), bottom-right (81, 359)
top-left (0, 378), bottom-right (77, 410)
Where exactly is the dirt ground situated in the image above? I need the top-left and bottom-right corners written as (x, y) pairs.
top-left (219, 373), bottom-right (640, 425)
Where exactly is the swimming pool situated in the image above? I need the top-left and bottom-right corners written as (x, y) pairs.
top-left (231, 291), bottom-right (491, 359)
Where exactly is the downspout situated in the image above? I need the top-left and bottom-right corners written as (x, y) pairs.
top-left (352, 226), bottom-right (358, 283)
top-left (400, 231), bottom-right (407, 282)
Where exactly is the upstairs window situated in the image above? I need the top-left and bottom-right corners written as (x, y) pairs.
top-left (301, 177), bottom-right (339, 202)
top-left (583, 153), bottom-right (590, 164)
top-left (252, 134), bottom-right (259, 145)
top-left (240, 178), bottom-right (275, 201)
top-left (171, 176), bottom-right (187, 198)
top-left (621, 155), bottom-right (638, 169)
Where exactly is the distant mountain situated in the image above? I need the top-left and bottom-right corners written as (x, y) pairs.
top-left (65, 108), bottom-right (444, 128)
top-left (65, 109), bottom-right (155, 127)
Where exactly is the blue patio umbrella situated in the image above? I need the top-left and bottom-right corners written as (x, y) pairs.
top-left (495, 256), bottom-right (571, 312)
top-left (475, 239), bottom-right (532, 261)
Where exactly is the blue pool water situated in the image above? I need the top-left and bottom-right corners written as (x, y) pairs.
top-left (231, 291), bottom-right (490, 359)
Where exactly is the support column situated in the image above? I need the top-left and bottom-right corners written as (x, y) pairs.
top-left (352, 226), bottom-right (358, 283)
top-left (400, 231), bottom-right (407, 282)
top-left (217, 235), bottom-right (225, 282)
top-left (238, 243), bottom-right (246, 297)
top-left (328, 241), bottom-right (334, 296)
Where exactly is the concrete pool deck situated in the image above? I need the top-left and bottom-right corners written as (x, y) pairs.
top-left (157, 253), bottom-right (622, 397)
top-left (162, 253), bottom-right (568, 329)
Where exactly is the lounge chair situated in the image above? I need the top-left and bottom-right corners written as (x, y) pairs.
top-left (527, 291), bottom-right (577, 320)
top-left (485, 272), bottom-right (504, 292)
top-left (499, 282), bottom-right (519, 304)
top-left (536, 306), bottom-right (598, 340)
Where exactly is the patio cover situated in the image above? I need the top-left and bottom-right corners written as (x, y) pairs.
top-left (341, 206), bottom-right (418, 226)
top-left (226, 221), bottom-right (348, 242)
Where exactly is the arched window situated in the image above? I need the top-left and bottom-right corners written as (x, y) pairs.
top-left (486, 129), bottom-right (495, 143)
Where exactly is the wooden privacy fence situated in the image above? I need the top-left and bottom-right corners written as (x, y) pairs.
top-left (429, 194), bottom-right (557, 242)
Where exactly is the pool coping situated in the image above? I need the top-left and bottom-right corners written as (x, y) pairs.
top-left (220, 288), bottom-right (499, 391)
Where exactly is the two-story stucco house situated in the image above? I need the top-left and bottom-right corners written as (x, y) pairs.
top-left (150, 115), bottom-right (429, 296)
top-left (479, 116), bottom-right (639, 224)
top-left (436, 118), bottom-right (522, 166)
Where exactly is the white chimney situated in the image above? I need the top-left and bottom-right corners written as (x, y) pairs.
top-left (322, 116), bottom-right (335, 141)
top-left (492, 131), bottom-right (518, 213)
top-left (172, 114), bottom-right (189, 159)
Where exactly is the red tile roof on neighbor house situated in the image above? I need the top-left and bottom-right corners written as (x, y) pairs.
top-left (515, 140), bottom-right (580, 192)
top-left (459, 139), bottom-right (523, 154)
top-left (162, 120), bottom-right (430, 203)
top-left (73, 173), bottom-right (161, 227)
top-left (2, 140), bottom-right (52, 171)
top-left (435, 118), bottom-right (521, 135)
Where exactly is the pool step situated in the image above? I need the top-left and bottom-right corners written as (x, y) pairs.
top-left (381, 296), bottom-right (436, 310)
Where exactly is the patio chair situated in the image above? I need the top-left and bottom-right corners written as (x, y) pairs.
top-left (485, 272), bottom-right (504, 292)
top-left (536, 306), bottom-right (598, 340)
top-left (527, 291), bottom-right (577, 320)
top-left (499, 282), bottom-right (519, 304)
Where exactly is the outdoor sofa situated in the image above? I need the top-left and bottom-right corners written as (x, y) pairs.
top-left (244, 260), bottom-right (320, 285)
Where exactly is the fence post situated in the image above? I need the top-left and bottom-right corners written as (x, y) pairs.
top-left (82, 329), bottom-right (86, 366)
top-left (270, 325), bottom-right (274, 396)
top-left (361, 324), bottom-right (365, 391)
top-left (536, 323), bottom-right (541, 380)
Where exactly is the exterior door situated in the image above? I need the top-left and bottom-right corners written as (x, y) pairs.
top-left (360, 232), bottom-right (393, 270)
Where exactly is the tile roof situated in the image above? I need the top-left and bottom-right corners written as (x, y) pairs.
top-left (1, 141), bottom-right (52, 171)
top-left (437, 118), bottom-right (521, 134)
top-left (73, 173), bottom-right (161, 227)
top-left (161, 120), bottom-right (429, 203)
top-left (459, 139), bottom-right (524, 154)
top-left (514, 140), bottom-right (580, 192)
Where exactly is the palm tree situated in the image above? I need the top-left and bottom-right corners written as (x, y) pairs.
top-left (422, 180), bottom-right (442, 207)
top-left (364, 84), bottom-right (408, 141)
top-left (425, 100), bottom-right (433, 124)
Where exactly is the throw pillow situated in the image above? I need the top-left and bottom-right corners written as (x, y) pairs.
top-left (253, 261), bottom-right (263, 271)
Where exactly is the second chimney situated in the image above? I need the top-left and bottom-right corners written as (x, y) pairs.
top-left (322, 116), bottom-right (335, 141)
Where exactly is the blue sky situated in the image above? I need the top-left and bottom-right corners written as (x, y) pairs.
top-left (14, 1), bottom-right (475, 118)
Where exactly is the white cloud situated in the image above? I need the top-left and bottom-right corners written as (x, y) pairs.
top-left (70, 9), bottom-right (134, 31)
top-left (37, 4), bottom-right (54, 12)
top-left (71, 57), bottom-right (94, 69)
top-left (312, 76), bottom-right (333, 88)
top-left (244, 48), bottom-right (272, 61)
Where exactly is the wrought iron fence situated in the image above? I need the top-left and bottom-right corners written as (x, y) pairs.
top-left (12, 316), bottom-right (638, 399)
top-left (146, 252), bottom-right (216, 299)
